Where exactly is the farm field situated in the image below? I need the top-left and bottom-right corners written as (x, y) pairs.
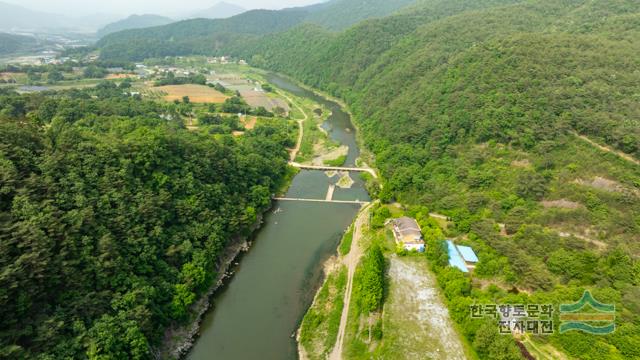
top-left (240, 89), bottom-right (289, 112)
top-left (212, 70), bottom-right (291, 112)
top-left (155, 84), bottom-right (228, 103)
top-left (105, 73), bottom-right (137, 80)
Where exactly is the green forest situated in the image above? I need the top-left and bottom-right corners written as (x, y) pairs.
top-left (0, 84), bottom-right (291, 358)
top-left (2, 0), bottom-right (639, 358)
top-left (97, 0), bottom-right (640, 358)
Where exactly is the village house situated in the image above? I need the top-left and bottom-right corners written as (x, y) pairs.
top-left (390, 217), bottom-right (425, 252)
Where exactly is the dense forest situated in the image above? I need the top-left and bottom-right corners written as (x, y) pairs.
top-left (0, 84), bottom-right (291, 358)
top-left (98, 0), bottom-right (640, 358)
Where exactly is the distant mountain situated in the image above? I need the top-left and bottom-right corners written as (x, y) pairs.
top-left (0, 1), bottom-right (118, 33)
top-left (188, 2), bottom-right (246, 19)
top-left (97, 15), bottom-right (174, 38)
top-left (99, 0), bottom-right (418, 60)
top-left (0, 32), bottom-right (40, 55)
top-left (0, 1), bottom-right (68, 32)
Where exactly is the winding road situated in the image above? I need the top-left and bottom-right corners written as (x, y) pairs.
top-left (277, 90), bottom-right (308, 162)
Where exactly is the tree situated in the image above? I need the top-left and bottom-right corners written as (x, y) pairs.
top-left (47, 69), bottom-right (64, 83)
top-left (83, 66), bottom-right (107, 79)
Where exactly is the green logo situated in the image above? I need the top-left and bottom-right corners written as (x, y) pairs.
top-left (559, 291), bottom-right (615, 335)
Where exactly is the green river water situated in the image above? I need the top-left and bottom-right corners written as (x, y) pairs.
top-left (187, 74), bottom-right (369, 359)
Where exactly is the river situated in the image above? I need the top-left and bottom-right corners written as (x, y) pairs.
top-left (186, 74), bottom-right (369, 359)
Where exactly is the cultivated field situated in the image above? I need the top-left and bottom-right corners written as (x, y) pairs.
top-left (155, 84), bottom-right (228, 103)
top-left (105, 73), bottom-right (137, 80)
top-left (240, 89), bottom-right (290, 112)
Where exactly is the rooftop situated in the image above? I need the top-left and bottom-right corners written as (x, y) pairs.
top-left (457, 245), bottom-right (479, 263)
top-left (447, 240), bottom-right (469, 273)
top-left (393, 217), bottom-right (421, 236)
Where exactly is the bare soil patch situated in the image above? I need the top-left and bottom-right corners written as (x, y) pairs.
top-left (105, 73), bottom-right (137, 80)
top-left (511, 159), bottom-right (532, 168)
top-left (574, 177), bottom-right (639, 196)
top-left (312, 145), bottom-right (348, 166)
top-left (541, 199), bottom-right (583, 209)
top-left (383, 256), bottom-right (467, 360)
top-left (157, 84), bottom-right (228, 103)
top-left (241, 115), bottom-right (257, 130)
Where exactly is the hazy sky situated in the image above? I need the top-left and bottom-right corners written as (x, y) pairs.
top-left (4, 0), bottom-right (321, 16)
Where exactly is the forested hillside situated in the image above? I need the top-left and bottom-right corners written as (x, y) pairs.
top-left (0, 33), bottom-right (39, 55)
top-left (303, 0), bottom-right (417, 30)
top-left (0, 85), bottom-right (291, 358)
top-left (230, 0), bottom-right (640, 358)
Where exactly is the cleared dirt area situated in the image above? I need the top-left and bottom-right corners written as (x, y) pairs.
top-left (156, 84), bottom-right (228, 103)
top-left (312, 145), bottom-right (348, 166)
top-left (241, 115), bottom-right (257, 130)
top-left (105, 73), bottom-right (137, 80)
top-left (541, 199), bottom-right (583, 209)
top-left (383, 256), bottom-right (466, 360)
top-left (511, 159), bottom-right (532, 168)
top-left (574, 177), bottom-right (640, 197)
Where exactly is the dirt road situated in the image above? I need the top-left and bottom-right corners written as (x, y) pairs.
top-left (329, 203), bottom-right (372, 360)
top-left (573, 132), bottom-right (639, 166)
top-left (276, 90), bottom-right (309, 162)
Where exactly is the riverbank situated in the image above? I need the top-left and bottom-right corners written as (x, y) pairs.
top-left (157, 211), bottom-right (267, 359)
top-left (265, 72), bottom-right (376, 167)
top-left (184, 71), bottom-right (369, 360)
top-left (297, 202), bottom-right (373, 360)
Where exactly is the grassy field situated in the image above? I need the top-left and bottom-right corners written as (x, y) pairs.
top-left (156, 84), bottom-right (228, 103)
top-left (338, 226), bottom-right (354, 256)
top-left (299, 265), bottom-right (347, 360)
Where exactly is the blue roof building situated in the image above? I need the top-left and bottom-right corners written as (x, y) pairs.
top-left (446, 241), bottom-right (479, 273)
top-left (457, 245), bottom-right (479, 263)
top-left (447, 240), bottom-right (469, 273)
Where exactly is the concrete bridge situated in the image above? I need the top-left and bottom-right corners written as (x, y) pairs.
top-left (289, 162), bottom-right (378, 178)
top-left (273, 197), bottom-right (369, 205)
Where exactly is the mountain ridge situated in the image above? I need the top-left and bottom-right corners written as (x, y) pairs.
top-left (97, 14), bottom-right (174, 38)
top-left (186, 1), bottom-right (246, 19)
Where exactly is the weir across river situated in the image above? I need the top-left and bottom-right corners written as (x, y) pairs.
top-left (289, 162), bottom-right (378, 178)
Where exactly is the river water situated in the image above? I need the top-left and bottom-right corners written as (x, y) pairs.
top-left (187, 74), bottom-right (369, 359)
